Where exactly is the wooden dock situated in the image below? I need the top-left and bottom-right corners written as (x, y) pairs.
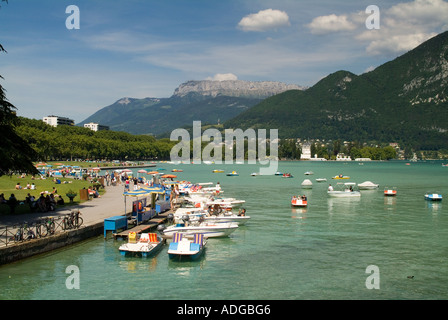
top-left (113, 210), bottom-right (172, 240)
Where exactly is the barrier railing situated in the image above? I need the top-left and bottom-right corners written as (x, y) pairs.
top-left (0, 210), bottom-right (83, 247)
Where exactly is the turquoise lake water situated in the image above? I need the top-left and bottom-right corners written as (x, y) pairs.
top-left (1, 160), bottom-right (447, 300)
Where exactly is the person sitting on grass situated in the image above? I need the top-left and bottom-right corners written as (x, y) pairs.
top-left (57, 195), bottom-right (65, 205)
top-left (8, 194), bottom-right (18, 214)
top-left (37, 193), bottom-right (47, 212)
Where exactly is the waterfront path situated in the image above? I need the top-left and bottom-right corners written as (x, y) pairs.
top-left (0, 184), bottom-right (129, 228)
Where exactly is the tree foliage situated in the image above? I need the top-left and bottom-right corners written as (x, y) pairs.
top-left (1, 2), bottom-right (40, 176)
top-left (15, 118), bottom-right (177, 161)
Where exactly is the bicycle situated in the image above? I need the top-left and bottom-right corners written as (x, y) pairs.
top-left (63, 210), bottom-right (83, 230)
top-left (35, 217), bottom-right (56, 238)
top-left (11, 223), bottom-right (36, 243)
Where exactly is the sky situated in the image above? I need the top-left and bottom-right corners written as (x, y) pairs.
top-left (1, 0), bottom-right (448, 123)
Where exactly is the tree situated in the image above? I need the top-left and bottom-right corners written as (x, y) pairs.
top-left (1, 5), bottom-right (40, 175)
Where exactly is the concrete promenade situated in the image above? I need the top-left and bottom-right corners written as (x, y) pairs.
top-left (0, 184), bottom-right (129, 228)
top-left (0, 184), bottom-right (136, 264)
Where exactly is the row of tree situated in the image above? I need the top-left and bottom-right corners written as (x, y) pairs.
top-left (310, 140), bottom-right (397, 160)
top-left (15, 118), bottom-right (177, 161)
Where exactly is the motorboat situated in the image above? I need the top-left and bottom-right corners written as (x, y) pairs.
top-left (185, 194), bottom-right (245, 209)
top-left (291, 196), bottom-right (307, 207)
top-left (384, 187), bottom-right (397, 196)
top-left (226, 171), bottom-right (239, 176)
top-left (168, 233), bottom-right (206, 261)
top-left (274, 171), bottom-right (283, 176)
top-left (158, 221), bottom-right (239, 239)
top-left (425, 193), bottom-right (443, 201)
top-left (282, 173), bottom-right (293, 178)
top-left (358, 181), bottom-right (379, 190)
top-left (203, 208), bottom-right (250, 225)
top-left (172, 169), bottom-right (183, 172)
top-left (118, 232), bottom-right (164, 257)
top-left (332, 175), bottom-right (350, 180)
top-left (174, 204), bottom-right (250, 225)
top-left (250, 172), bottom-right (258, 176)
top-left (327, 182), bottom-right (361, 197)
top-left (213, 169), bottom-right (224, 173)
top-left (301, 179), bottom-right (313, 188)
top-left (304, 171), bottom-right (314, 175)
top-left (316, 178), bottom-right (327, 182)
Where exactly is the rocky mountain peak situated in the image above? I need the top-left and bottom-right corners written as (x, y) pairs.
top-left (173, 80), bottom-right (305, 99)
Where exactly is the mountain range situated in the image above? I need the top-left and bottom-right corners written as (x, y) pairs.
top-left (225, 30), bottom-right (448, 150)
top-left (80, 30), bottom-right (448, 149)
top-left (78, 80), bottom-right (303, 135)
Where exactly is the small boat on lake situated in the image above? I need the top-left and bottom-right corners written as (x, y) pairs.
top-left (304, 171), bottom-right (314, 175)
top-left (425, 193), bottom-right (443, 201)
top-left (213, 169), bottom-right (224, 173)
top-left (358, 181), bottom-right (379, 190)
top-left (168, 233), bottom-right (206, 261)
top-left (118, 232), bottom-right (164, 258)
top-left (384, 187), bottom-right (397, 196)
top-left (282, 173), bottom-right (293, 178)
top-left (327, 182), bottom-right (361, 197)
top-left (332, 174), bottom-right (350, 180)
top-left (291, 196), bottom-right (307, 207)
top-left (226, 171), bottom-right (239, 176)
top-left (316, 178), bottom-right (327, 182)
top-left (301, 179), bottom-right (313, 188)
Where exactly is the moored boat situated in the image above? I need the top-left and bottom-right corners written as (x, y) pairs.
top-left (282, 173), bottom-right (293, 178)
top-left (358, 181), bottom-right (379, 190)
top-left (226, 171), bottom-right (239, 176)
top-left (301, 179), bottom-right (313, 188)
top-left (168, 233), bottom-right (206, 261)
top-left (158, 221), bottom-right (239, 239)
top-left (118, 232), bottom-right (164, 257)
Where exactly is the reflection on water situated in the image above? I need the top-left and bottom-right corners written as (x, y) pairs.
top-left (327, 197), bottom-right (361, 215)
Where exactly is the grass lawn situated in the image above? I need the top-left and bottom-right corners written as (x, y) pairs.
top-left (0, 173), bottom-right (105, 216)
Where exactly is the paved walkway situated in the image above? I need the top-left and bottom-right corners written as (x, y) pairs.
top-left (0, 184), bottom-right (130, 228)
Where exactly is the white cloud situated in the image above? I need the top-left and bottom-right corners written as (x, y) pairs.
top-left (206, 73), bottom-right (238, 81)
top-left (365, 32), bottom-right (438, 55)
top-left (307, 14), bottom-right (356, 35)
top-left (238, 9), bottom-right (291, 32)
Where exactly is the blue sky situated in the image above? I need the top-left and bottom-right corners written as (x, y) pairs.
top-left (1, 0), bottom-right (448, 123)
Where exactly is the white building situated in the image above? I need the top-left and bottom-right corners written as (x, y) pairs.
top-left (336, 153), bottom-right (352, 161)
top-left (42, 115), bottom-right (74, 127)
top-left (84, 122), bottom-right (110, 132)
top-left (300, 142), bottom-right (312, 160)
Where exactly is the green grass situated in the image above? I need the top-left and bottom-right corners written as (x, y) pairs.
top-left (0, 173), bottom-right (104, 216)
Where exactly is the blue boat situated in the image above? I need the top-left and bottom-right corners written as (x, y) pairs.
top-left (425, 193), bottom-right (443, 201)
top-left (168, 233), bottom-right (206, 261)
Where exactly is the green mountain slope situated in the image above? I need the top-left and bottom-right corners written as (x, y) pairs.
top-left (225, 31), bottom-right (448, 150)
top-left (79, 94), bottom-right (261, 136)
